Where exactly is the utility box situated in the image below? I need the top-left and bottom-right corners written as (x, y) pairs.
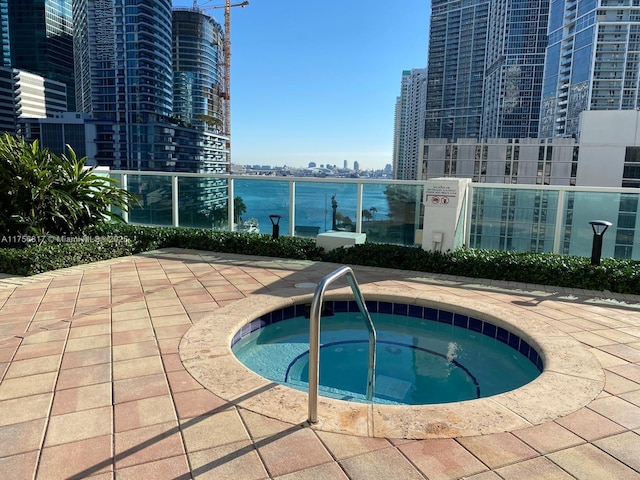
top-left (422, 178), bottom-right (471, 252)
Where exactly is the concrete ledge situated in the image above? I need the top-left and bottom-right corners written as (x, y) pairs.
top-left (316, 231), bottom-right (366, 251)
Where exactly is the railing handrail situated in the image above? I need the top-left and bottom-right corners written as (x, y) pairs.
top-left (469, 182), bottom-right (637, 194)
top-left (106, 169), bottom-right (424, 185)
top-left (308, 265), bottom-right (376, 424)
top-left (108, 168), bottom-right (640, 193)
top-left (105, 169), bottom-right (640, 259)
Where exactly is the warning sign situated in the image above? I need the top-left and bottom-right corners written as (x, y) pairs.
top-left (429, 195), bottom-right (450, 205)
top-left (425, 182), bottom-right (458, 207)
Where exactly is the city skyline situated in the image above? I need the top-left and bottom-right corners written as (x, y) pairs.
top-left (171, 0), bottom-right (430, 170)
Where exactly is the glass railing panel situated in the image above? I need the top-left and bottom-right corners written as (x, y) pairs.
top-left (561, 191), bottom-right (623, 258)
top-left (614, 193), bottom-right (640, 260)
top-left (469, 187), bottom-right (559, 253)
top-left (177, 176), bottom-right (229, 230)
top-left (126, 174), bottom-right (173, 226)
top-left (294, 181), bottom-right (358, 236)
top-left (362, 183), bottom-right (423, 246)
top-left (233, 178), bottom-right (290, 235)
top-left (108, 173), bottom-right (125, 220)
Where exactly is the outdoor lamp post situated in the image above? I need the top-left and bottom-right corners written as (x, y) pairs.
top-left (331, 195), bottom-right (338, 231)
top-left (589, 220), bottom-right (612, 266)
top-left (269, 214), bottom-right (282, 240)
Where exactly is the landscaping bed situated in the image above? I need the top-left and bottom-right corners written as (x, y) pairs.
top-left (1, 224), bottom-right (639, 295)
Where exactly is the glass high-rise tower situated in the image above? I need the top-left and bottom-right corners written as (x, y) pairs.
top-left (4, 0), bottom-right (74, 110)
top-left (425, 0), bottom-right (549, 141)
top-left (540, 0), bottom-right (640, 138)
top-left (424, 0), bottom-right (490, 140)
top-left (171, 7), bottom-right (229, 220)
top-left (480, 0), bottom-right (549, 139)
top-left (172, 9), bottom-right (225, 133)
top-left (73, 0), bottom-right (174, 170)
top-left (171, 8), bottom-right (229, 174)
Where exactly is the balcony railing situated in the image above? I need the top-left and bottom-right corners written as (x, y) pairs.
top-left (106, 170), bottom-right (640, 260)
top-left (468, 183), bottom-right (640, 260)
top-left (108, 170), bottom-right (425, 247)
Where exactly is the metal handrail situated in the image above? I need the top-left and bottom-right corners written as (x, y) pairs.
top-left (307, 266), bottom-right (376, 424)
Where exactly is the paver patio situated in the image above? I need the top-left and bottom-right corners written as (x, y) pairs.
top-left (0, 248), bottom-right (639, 479)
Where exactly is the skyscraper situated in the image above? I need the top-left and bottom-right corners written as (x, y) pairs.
top-left (73, 0), bottom-right (174, 170)
top-left (69, 0), bottom-right (229, 173)
top-left (14, 70), bottom-right (67, 118)
top-left (0, 1), bottom-right (10, 67)
top-left (172, 9), bottom-right (224, 133)
top-left (4, 0), bottom-right (74, 110)
top-left (540, 0), bottom-right (640, 138)
top-left (424, 0), bottom-right (549, 142)
top-left (393, 69), bottom-right (426, 180)
top-left (424, 0), bottom-right (490, 140)
top-left (171, 8), bottom-right (229, 174)
top-left (480, 0), bottom-right (549, 139)
top-left (0, 66), bottom-right (68, 135)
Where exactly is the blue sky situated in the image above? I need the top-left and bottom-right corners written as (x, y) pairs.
top-left (172, 0), bottom-right (430, 170)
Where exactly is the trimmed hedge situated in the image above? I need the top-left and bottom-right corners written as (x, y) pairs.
top-left (1, 223), bottom-right (639, 295)
top-left (0, 236), bottom-right (137, 276)
top-left (324, 244), bottom-right (640, 294)
top-left (89, 224), bottom-right (325, 261)
top-left (0, 224), bottom-right (324, 276)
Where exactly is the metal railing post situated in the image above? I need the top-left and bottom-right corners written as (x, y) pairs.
top-left (289, 180), bottom-right (296, 236)
top-left (172, 175), bottom-right (179, 227)
top-left (121, 174), bottom-right (129, 223)
top-left (553, 189), bottom-right (566, 254)
top-left (308, 265), bottom-right (376, 424)
top-left (228, 178), bottom-right (234, 232)
top-left (356, 183), bottom-right (363, 233)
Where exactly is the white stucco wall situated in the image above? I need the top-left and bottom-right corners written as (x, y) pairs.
top-left (579, 110), bottom-right (640, 145)
top-left (575, 146), bottom-right (626, 187)
top-left (420, 111), bottom-right (640, 187)
top-left (576, 110), bottom-right (640, 187)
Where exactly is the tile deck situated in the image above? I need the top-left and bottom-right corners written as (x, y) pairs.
top-left (0, 248), bottom-right (639, 479)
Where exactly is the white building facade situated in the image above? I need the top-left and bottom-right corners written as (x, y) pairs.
top-left (15, 71), bottom-right (67, 118)
top-left (419, 110), bottom-right (640, 258)
top-left (393, 69), bottom-right (427, 180)
top-left (0, 66), bottom-right (67, 134)
top-left (419, 110), bottom-right (640, 188)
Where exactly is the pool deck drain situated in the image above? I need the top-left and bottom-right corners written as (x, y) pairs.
top-left (1, 248), bottom-right (639, 479)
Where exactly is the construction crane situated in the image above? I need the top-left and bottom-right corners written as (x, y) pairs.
top-left (193, 0), bottom-right (249, 170)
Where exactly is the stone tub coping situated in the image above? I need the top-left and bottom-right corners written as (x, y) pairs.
top-left (180, 285), bottom-right (604, 439)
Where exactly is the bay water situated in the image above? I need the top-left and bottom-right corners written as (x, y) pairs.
top-left (234, 179), bottom-right (391, 234)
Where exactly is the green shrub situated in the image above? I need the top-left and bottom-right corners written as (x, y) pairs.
top-left (324, 244), bottom-right (640, 294)
top-left (0, 134), bottom-right (137, 237)
top-left (0, 236), bottom-right (136, 276)
top-left (90, 224), bottom-right (325, 261)
top-left (2, 223), bottom-right (640, 295)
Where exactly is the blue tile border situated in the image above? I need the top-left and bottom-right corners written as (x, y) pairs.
top-left (231, 300), bottom-right (544, 372)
